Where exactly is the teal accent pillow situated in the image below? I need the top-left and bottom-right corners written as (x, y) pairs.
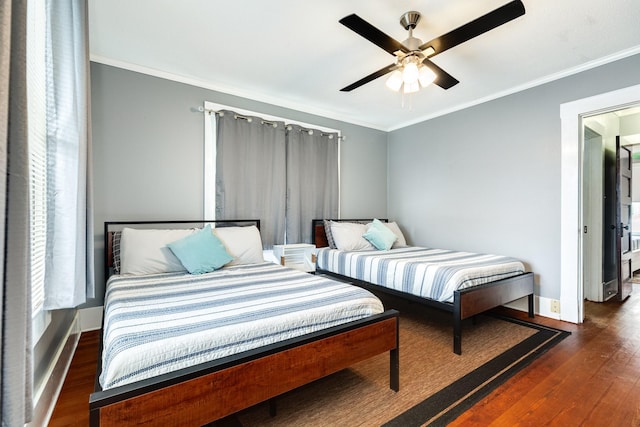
top-left (167, 224), bottom-right (234, 274)
top-left (363, 219), bottom-right (398, 250)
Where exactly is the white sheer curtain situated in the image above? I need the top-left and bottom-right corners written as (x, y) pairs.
top-left (285, 125), bottom-right (339, 243)
top-left (215, 110), bottom-right (287, 248)
top-left (43, 0), bottom-right (94, 309)
top-left (1, 1), bottom-right (34, 424)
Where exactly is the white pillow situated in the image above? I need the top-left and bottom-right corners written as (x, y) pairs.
top-left (330, 221), bottom-right (374, 251)
top-left (386, 222), bottom-right (407, 247)
top-left (213, 225), bottom-right (264, 265)
top-left (120, 228), bottom-right (196, 275)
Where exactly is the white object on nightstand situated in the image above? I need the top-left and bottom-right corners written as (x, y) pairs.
top-left (273, 244), bottom-right (316, 273)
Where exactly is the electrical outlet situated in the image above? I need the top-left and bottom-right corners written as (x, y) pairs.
top-left (550, 299), bottom-right (560, 314)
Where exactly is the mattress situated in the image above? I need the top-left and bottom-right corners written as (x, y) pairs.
top-left (316, 246), bottom-right (526, 303)
top-left (100, 262), bottom-right (383, 390)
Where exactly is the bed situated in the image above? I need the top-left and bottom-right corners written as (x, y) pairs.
top-left (89, 220), bottom-right (399, 426)
top-left (312, 219), bottom-right (534, 355)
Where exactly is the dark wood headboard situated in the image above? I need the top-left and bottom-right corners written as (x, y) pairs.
top-left (311, 219), bottom-right (388, 248)
top-left (104, 219), bottom-right (260, 279)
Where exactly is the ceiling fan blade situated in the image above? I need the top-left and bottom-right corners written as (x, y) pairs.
top-left (418, 0), bottom-right (525, 56)
top-left (339, 14), bottom-right (409, 56)
top-left (422, 59), bottom-right (459, 89)
top-left (340, 63), bottom-right (399, 92)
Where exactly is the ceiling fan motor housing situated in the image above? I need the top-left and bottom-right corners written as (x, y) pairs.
top-left (400, 11), bottom-right (421, 30)
top-left (400, 11), bottom-right (423, 51)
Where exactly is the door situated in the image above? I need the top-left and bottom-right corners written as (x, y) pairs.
top-left (617, 137), bottom-right (633, 300)
top-left (603, 137), bottom-right (617, 300)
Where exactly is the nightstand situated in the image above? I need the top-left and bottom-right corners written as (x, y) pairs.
top-left (273, 244), bottom-right (316, 273)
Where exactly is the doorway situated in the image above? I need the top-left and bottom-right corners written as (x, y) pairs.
top-left (560, 83), bottom-right (640, 324)
top-left (582, 110), bottom-right (640, 306)
top-left (560, 85), bottom-right (640, 323)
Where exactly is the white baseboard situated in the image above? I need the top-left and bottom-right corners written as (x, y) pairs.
top-left (502, 294), bottom-right (561, 320)
top-left (79, 305), bottom-right (104, 331)
top-left (536, 295), bottom-right (562, 320)
top-left (28, 313), bottom-right (80, 427)
top-left (502, 295), bottom-right (530, 312)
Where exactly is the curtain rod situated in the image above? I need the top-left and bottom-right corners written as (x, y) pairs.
top-left (194, 106), bottom-right (346, 140)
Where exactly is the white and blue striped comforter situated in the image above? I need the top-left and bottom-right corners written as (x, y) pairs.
top-left (316, 247), bottom-right (525, 303)
top-left (99, 262), bottom-right (383, 390)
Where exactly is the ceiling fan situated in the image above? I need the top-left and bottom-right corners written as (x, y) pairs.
top-left (339, 0), bottom-right (526, 93)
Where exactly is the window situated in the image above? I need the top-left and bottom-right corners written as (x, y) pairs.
top-left (26, 0), bottom-right (93, 315)
top-left (27, 0), bottom-right (50, 341)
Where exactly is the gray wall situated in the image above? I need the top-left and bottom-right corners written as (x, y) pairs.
top-left (388, 53), bottom-right (640, 300)
top-left (89, 62), bottom-right (388, 306)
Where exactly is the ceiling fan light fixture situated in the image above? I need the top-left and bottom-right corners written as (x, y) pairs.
top-left (418, 65), bottom-right (436, 87)
top-left (402, 60), bottom-right (419, 84)
top-left (385, 70), bottom-right (403, 92)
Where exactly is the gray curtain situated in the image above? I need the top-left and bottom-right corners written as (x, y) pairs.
top-left (285, 125), bottom-right (339, 243)
top-left (1, 0), bottom-right (34, 424)
top-left (215, 111), bottom-right (286, 247)
top-left (43, 0), bottom-right (94, 308)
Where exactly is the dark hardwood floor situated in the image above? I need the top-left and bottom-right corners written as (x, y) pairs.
top-left (49, 286), bottom-right (640, 426)
top-left (451, 289), bottom-right (640, 427)
top-left (49, 329), bottom-right (99, 427)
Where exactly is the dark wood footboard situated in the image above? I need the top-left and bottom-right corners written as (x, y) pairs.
top-left (319, 268), bottom-right (534, 355)
top-left (452, 272), bottom-right (534, 354)
top-left (90, 310), bottom-right (399, 426)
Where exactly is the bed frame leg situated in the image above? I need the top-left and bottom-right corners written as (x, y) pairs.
top-left (453, 316), bottom-right (462, 355)
top-left (390, 316), bottom-right (400, 391)
top-left (452, 297), bottom-right (462, 355)
top-left (390, 348), bottom-right (399, 391)
top-left (269, 398), bottom-right (277, 417)
top-left (528, 294), bottom-right (535, 318)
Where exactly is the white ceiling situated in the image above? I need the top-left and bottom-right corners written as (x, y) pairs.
top-left (88, 0), bottom-right (640, 131)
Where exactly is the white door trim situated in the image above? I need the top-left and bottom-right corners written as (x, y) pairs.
top-left (560, 83), bottom-right (640, 323)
